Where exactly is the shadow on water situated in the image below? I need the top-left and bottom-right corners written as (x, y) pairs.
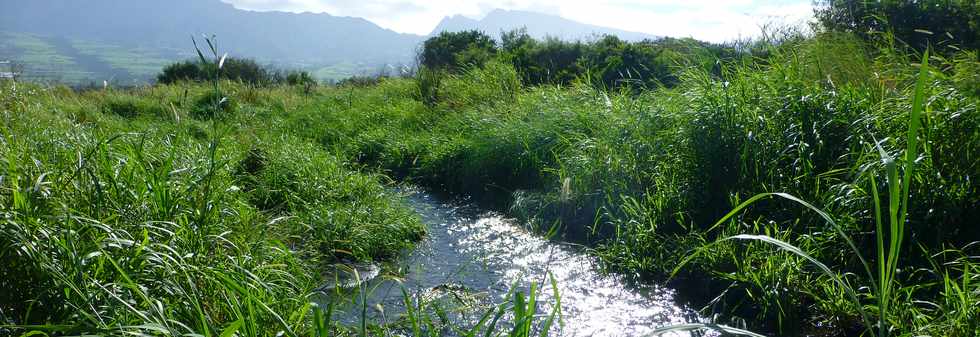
top-left (316, 187), bottom-right (705, 336)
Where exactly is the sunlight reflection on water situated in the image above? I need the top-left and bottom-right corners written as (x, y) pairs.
top-left (324, 188), bottom-right (703, 337)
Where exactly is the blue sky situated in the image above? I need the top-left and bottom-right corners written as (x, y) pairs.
top-left (223, 0), bottom-right (815, 42)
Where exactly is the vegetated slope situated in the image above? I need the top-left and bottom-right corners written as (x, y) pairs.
top-left (0, 31), bottom-right (128, 84)
top-left (0, 0), bottom-right (423, 82)
top-left (285, 32), bottom-right (980, 335)
top-left (0, 81), bottom-right (425, 335)
top-left (431, 9), bottom-right (659, 42)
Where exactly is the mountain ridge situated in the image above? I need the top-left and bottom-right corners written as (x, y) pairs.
top-left (0, 0), bottom-right (423, 64)
top-left (0, 1), bottom-right (664, 83)
top-left (430, 9), bottom-right (659, 42)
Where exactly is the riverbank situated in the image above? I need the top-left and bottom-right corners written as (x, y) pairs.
top-left (2, 30), bottom-right (978, 336)
top-left (0, 82), bottom-right (426, 335)
top-left (284, 33), bottom-right (979, 335)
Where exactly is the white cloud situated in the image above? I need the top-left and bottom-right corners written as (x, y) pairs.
top-left (222, 0), bottom-right (815, 42)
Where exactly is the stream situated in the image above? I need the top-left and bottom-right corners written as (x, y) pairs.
top-left (319, 188), bottom-right (703, 336)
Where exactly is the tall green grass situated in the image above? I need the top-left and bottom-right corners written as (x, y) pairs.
top-left (0, 57), bottom-right (565, 336)
top-left (663, 49), bottom-right (976, 337)
top-left (2, 28), bottom-right (978, 336)
top-left (0, 79), bottom-right (428, 335)
top-left (287, 31), bottom-right (979, 335)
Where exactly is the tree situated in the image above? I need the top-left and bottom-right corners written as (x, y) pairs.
top-left (500, 29), bottom-right (586, 86)
top-left (501, 27), bottom-right (535, 55)
top-left (420, 30), bottom-right (498, 72)
top-left (815, 0), bottom-right (980, 53)
top-left (581, 36), bottom-right (678, 90)
top-left (157, 61), bottom-right (201, 84)
top-left (219, 58), bottom-right (272, 84)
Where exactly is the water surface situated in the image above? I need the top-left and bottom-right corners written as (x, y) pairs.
top-left (322, 188), bottom-right (701, 336)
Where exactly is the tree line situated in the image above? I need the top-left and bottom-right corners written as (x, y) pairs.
top-left (815, 0), bottom-right (980, 54)
top-left (155, 0), bottom-right (978, 92)
top-left (417, 0), bottom-right (979, 91)
top-left (419, 28), bottom-right (737, 91)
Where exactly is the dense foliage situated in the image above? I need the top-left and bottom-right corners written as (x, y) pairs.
top-left (305, 31), bottom-right (980, 336)
top-left (157, 58), bottom-right (318, 87)
top-left (157, 58), bottom-right (270, 84)
top-left (815, 0), bottom-right (980, 53)
top-left (286, 70), bottom-right (317, 87)
top-left (419, 30), bottom-right (498, 71)
top-left (421, 29), bottom-right (737, 90)
top-left (0, 81), bottom-right (426, 336)
top-left (4, 3), bottom-right (980, 336)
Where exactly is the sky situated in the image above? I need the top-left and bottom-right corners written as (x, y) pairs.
top-left (222, 0), bottom-right (815, 42)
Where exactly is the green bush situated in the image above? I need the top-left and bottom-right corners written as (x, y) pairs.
top-left (190, 91), bottom-right (236, 119)
top-left (338, 75), bottom-right (384, 87)
top-left (420, 30), bottom-right (498, 72)
top-left (502, 29), bottom-right (586, 86)
top-left (815, 0), bottom-right (980, 53)
top-left (156, 61), bottom-right (201, 84)
top-left (101, 96), bottom-right (165, 118)
top-left (156, 58), bottom-right (274, 85)
top-left (286, 71), bottom-right (317, 87)
top-left (102, 97), bottom-right (140, 117)
top-left (417, 29), bottom-right (739, 92)
top-left (220, 58), bottom-right (273, 84)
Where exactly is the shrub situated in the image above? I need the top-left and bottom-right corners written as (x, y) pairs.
top-left (286, 71), bottom-right (317, 87)
top-left (420, 30), bottom-right (498, 72)
top-left (102, 97), bottom-right (140, 117)
top-left (190, 91), bottom-right (236, 119)
top-left (815, 0), bottom-right (980, 53)
top-left (101, 96), bottom-right (165, 118)
top-left (220, 58), bottom-right (273, 85)
top-left (499, 29), bottom-right (729, 89)
top-left (502, 29), bottom-right (586, 86)
top-left (156, 61), bottom-right (201, 84)
top-left (156, 58), bottom-right (274, 85)
top-left (338, 75), bottom-right (383, 87)
top-left (581, 35), bottom-right (679, 90)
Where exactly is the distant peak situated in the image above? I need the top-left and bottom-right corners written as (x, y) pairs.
top-left (428, 8), bottom-right (658, 41)
top-left (485, 8), bottom-right (511, 15)
top-left (431, 14), bottom-right (481, 35)
top-left (440, 13), bottom-right (479, 22)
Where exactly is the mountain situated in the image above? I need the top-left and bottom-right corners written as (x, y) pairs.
top-left (0, 0), bottom-right (424, 83)
top-left (431, 9), bottom-right (659, 42)
top-left (0, 1), bottom-right (662, 84)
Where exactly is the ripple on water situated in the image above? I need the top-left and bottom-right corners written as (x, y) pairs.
top-left (321, 189), bottom-right (704, 337)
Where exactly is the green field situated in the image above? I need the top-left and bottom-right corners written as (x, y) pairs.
top-left (69, 39), bottom-right (173, 80)
top-left (0, 31), bottom-right (370, 84)
top-left (0, 31), bottom-right (86, 83)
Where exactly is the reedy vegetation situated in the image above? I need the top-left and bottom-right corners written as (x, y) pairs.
top-left (2, 10), bottom-right (980, 337)
top-left (0, 33), bottom-right (568, 335)
top-left (292, 31), bottom-right (979, 335)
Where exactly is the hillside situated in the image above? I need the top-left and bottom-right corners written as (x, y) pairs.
top-left (0, 1), bottom-right (666, 84)
top-left (0, 0), bottom-right (424, 83)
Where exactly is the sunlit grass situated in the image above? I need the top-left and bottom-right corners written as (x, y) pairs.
top-left (290, 32), bottom-right (978, 335)
top-left (2, 26), bottom-right (979, 337)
